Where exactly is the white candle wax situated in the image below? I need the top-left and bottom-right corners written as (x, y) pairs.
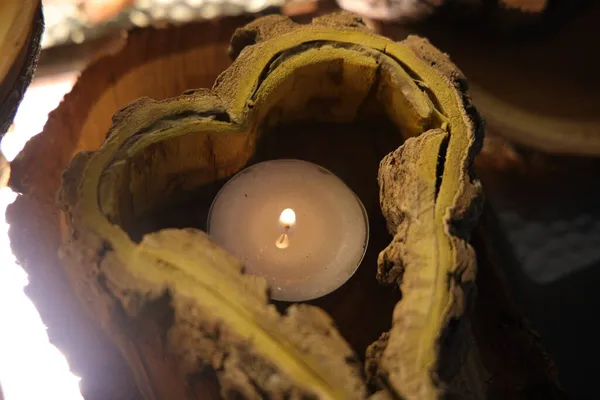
top-left (207, 160), bottom-right (369, 302)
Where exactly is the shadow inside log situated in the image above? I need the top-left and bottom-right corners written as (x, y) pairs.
top-left (130, 118), bottom-right (403, 360)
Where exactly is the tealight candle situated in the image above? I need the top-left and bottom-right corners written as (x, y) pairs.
top-left (207, 160), bottom-right (369, 302)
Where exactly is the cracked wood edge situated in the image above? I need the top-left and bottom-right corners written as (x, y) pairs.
top-left (56, 12), bottom-right (483, 400)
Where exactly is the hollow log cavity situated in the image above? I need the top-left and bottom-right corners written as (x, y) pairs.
top-left (58, 12), bottom-right (484, 400)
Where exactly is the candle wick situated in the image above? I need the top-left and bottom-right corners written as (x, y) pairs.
top-left (279, 226), bottom-right (291, 244)
top-left (276, 229), bottom-right (290, 249)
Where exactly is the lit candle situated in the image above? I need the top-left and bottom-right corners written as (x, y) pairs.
top-left (207, 160), bottom-right (369, 302)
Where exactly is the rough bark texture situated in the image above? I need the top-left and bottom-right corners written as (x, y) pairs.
top-left (7, 10), bottom-right (564, 400)
top-left (52, 12), bottom-right (486, 399)
top-left (374, 129), bottom-right (482, 398)
top-left (9, 17), bottom-right (253, 400)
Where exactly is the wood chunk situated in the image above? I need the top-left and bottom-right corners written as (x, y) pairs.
top-left (9, 11), bottom-right (563, 400)
top-left (54, 12), bottom-right (484, 399)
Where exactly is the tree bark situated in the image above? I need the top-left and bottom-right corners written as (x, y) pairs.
top-left (8, 12), bottom-right (564, 400)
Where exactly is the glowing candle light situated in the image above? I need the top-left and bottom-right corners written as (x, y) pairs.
top-left (275, 208), bottom-right (296, 250)
top-left (207, 160), bottom-right (369, 302)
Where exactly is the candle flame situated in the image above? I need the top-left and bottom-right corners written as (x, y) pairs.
top-left (279, 208), bottom-right (296, 228)
top-left (276, 209), bottom-right (295, 249)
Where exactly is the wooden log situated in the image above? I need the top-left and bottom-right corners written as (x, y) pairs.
top-left (369, 3), bottom-right (600, 395)
top-left (8, 16), bottom-right (252, 400)
top-left (8, 12), bottom-right (564, 400)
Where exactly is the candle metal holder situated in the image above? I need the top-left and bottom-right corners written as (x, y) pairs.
top-left (7, 11), bottom-right (565, 400)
